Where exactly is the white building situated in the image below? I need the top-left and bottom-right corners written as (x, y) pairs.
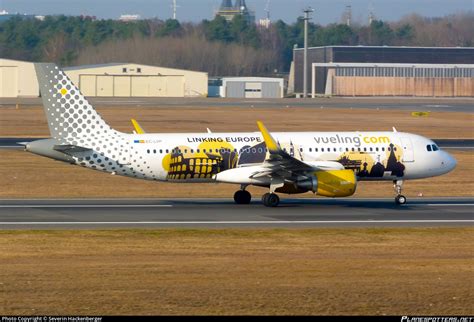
top-left (0, 59), bottom-right (208, 98)
top-left (219, 77), bottom-right (284, 98)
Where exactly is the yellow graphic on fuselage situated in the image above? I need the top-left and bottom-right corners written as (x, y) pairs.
top-left (164, 141), bottom-right (238, 180)
top-left (161, 139), bottom-right (406, 181)
top-left (337, 143), bottom-right (405, 178)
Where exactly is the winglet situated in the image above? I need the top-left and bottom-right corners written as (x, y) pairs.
top-left (131, 119), bottom-right (146, 134)
top-left (257, 121), bottom-right (279, 152)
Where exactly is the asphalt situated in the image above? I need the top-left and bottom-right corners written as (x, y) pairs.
top-left (0, 198), bottom-right (472, 229)
top-left (1, 137), bottom-right (472, 150)
top-left (1, 97), bottom-right (473, 112)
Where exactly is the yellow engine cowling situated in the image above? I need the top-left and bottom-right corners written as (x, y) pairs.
top-left (314, 169), bottom-right (357, 197)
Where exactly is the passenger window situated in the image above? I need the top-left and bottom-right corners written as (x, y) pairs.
top-left (300, 148), bottom-right (303, 152)
top-left (321, 148), bottom-right (324, 152)
top-left (153, 149), bottom-right (156, 154)
top-left (363, 147), bottom-right (367, 152)
top-left (147, 149), bottom-right (150, 154)
top-left (309, 148), bottom-right (312, 152)
top-left (382, 147), bottom-right (385, 151)
top-left (427, 145), bottom-right (432, 152)
top-left (333, 148), bottom-right (336, 152)
top-left (369, 147), bottom-right (373, 152)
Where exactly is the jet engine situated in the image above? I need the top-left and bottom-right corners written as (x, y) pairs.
top-left (314, 169), bottom-right (357, 197)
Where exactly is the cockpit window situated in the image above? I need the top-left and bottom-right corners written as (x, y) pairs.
top-left (426, 145), bottom-right (432, 152)
top-left (432, 144), bottom-right (439, 151)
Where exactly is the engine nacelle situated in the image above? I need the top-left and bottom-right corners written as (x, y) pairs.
top-left (296, 176), bottom-right (318, 193)
top-left (275, 176), bottom-right (318, 194)
top-left (314, 169), bottom-right (357, 197)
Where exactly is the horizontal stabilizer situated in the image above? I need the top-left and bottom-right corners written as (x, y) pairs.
top-left (53, 144), bottom-right (92, 155)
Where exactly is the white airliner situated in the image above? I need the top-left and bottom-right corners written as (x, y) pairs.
top-left (25, 63), bottom-right (457, 207)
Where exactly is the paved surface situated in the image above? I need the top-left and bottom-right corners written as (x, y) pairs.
top-left (1, 137), bottom-right (472, 150)
top-left (0, 198), bottom-right (472, 229)
top-left (1, 97), bottom-right (473, 112)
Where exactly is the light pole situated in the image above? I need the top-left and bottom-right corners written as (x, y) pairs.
top-left (302, 7), bottom-right (314, 98)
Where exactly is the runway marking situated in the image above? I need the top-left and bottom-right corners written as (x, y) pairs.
top-left (0, 220), bottom-right (473, 226)
top-left (0, 205), bottom-right (173, 208)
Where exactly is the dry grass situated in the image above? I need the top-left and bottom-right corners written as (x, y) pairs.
top-left (0, 106), bottom-right (473, 138)
top-left (0, 149), bottom-right (472, 198)
top-left (0, 228), bottom-right (472, 315)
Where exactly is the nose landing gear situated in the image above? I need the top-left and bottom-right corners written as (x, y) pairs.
top-left (393, 180), bottom-right (407, 205)
top-left (233, 186), bottom-right (251, 204)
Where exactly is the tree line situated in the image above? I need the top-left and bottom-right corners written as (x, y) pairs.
top-left (1, 12), bottom-right (472, 76)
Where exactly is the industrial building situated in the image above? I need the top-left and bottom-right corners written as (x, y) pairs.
top-left (0, 58), bottom-right (39, 97)
top-left (210, 77), bottom-right (284, 98)
top-left (0, 59), bottom-right (208, 98)
top-left (292, 46), bottom-right (474, 97)
top-left (64, 63), bottom-right (208, 97)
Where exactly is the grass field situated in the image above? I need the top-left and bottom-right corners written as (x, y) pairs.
top-left (0, 106), bottom-right (473, 138)
top-left (0, 228), bottom-right (472, 315)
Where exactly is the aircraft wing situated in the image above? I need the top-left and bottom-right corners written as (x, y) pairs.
top-left (255, 121), bottom-right (343, 179)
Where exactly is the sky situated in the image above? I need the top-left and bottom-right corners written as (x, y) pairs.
top-left (1, 0), bottom-right (473, 24)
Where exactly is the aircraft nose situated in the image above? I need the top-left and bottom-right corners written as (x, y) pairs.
top-left (442, 151), bottom-right (457, 173)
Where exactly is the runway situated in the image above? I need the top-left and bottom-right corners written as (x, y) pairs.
top-left (1, 137), bottom-right (473, 150)
top-left (2, 97), bottom-right (474, 112)
top-left (0, 198), bottom-right (473, 229)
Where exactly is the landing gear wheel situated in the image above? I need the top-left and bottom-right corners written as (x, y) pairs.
top-left (262, 193), bottom-right (280, 207)
top-left (393, 180), bottom-right (406, 205)
top-left (234, 190), bottom-right (251, 204)
top-left (395, 195), bottom-right (407, 205)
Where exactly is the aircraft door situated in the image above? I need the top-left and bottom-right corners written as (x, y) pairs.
top-left (400, 137), bottom-right (414, 162)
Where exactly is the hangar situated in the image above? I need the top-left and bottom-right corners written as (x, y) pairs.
top-left (0, 60), bottom-right (208, 98)
top-left (292, 46), bottom-right (474, 97)
top-left (64, 63), bottom-right (208, 97)
top-left (219, 77), bottom-right (284, 98)
top-left (0, 58), bottom-right (39, 97)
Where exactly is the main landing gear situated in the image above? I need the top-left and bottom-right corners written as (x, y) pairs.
top-left (233, 186), bottom-right (281, 207)
top-left (262, 193), bottom-right (280, 207)
top-left (393, 180), bottom-right (407, 205)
